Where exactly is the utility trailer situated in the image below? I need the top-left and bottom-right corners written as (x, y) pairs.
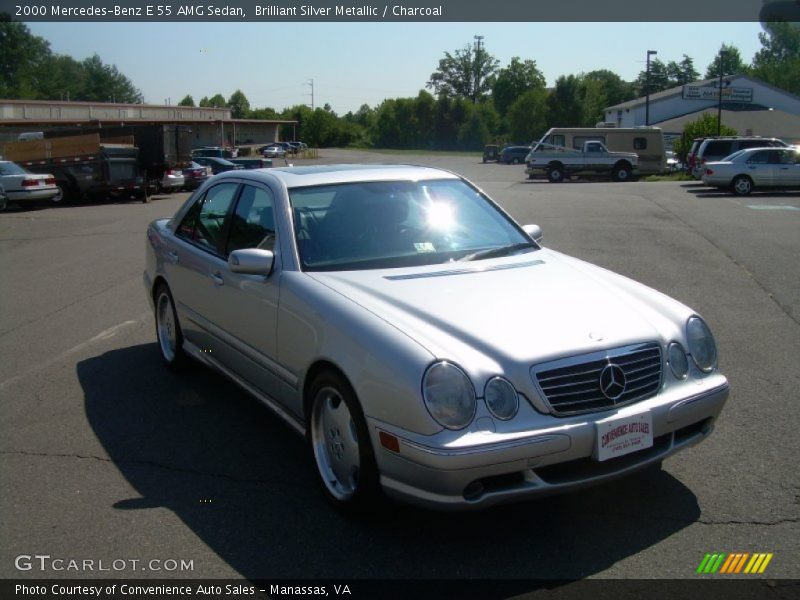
top-left (4, 134), bottom-right (146, 202)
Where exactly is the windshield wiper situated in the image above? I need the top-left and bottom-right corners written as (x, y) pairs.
top-left (458, 242), bottom-right (537, 262)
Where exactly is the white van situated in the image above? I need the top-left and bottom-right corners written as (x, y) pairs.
top-left (533, 127), bottom-right (665, 175)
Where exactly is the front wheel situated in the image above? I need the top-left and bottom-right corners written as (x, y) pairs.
top-left (154, 283), bottom-right (187, 370)
top-left (731, 175), bottom-right (753, 196)
top-left (308, 371), bottom-right (379, 510)
top-left (547, 166), bottom-right (564, 183)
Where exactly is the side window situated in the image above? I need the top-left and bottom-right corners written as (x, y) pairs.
top-left (747, 151), bottom-right (770, 164)
top-left (176, 182), bottom-right (239, 253)
top-left (552, 135), bottom-right (565, 148)
top-left (226, 184), bottom-right (277, 255)
top-left (633, 137), bottom-right (647, 150)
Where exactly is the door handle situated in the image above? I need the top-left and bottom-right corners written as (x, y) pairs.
top-left (210, 272), bottom-right (224, 286)
top-left (167, 251), bottom-right (179, 264)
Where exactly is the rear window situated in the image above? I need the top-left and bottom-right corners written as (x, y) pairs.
top-left (704, 141), bottom-right (733, 156)
top-left (633, 137), bottom-right (648, 150)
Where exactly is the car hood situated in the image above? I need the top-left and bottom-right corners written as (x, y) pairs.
top-left (308, 249), bottom-right (688, 369)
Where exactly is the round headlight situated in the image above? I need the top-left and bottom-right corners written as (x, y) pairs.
top-left (686, 317), bottom-right (718, 373)
top-left (484, 377), bottom-right (519, 420)
top-left (667, 342), bottom-right (689, 380)
top-left (422, 362), bottom-right (476, 430)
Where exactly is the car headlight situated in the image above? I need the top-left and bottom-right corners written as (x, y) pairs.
top-left (422, 362), bottom-right (476, 430)
top-left (667, 342), bottom-right (689, 380)
top-left (686, 317), bottom-right (718, 373)
top-left (484, 377), bottom-right (519, 420)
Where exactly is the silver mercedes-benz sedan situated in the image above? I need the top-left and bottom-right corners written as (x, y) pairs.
top-left (144, 164), bottom-right (729, 510)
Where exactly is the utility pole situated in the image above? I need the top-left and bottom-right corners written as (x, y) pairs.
top-left (717, 50), bottom-right (729, 137)
top-left (645, 50), bottom-right (657, 126)
top-left (473, 35), bottom-right (484, 105)
top-left (306, 79), bottom-right (315, 110)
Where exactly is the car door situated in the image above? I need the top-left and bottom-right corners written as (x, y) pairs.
top-left (209, 182), bottom-right (298, 414)
top-left (743, 150), bottom-right (774, 186)
top-left (774, 149), bottom-right (800, 186)
top-left (166, 181), bottom-right (241, 355)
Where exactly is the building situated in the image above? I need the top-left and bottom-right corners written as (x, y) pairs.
top-left (0, 99), bottom-right (297, 148)
top-left (603, 74), bottom-right (800, 144)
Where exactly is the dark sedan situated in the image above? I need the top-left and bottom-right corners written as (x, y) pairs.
top-left (500, 145), bottom-right (532, 164)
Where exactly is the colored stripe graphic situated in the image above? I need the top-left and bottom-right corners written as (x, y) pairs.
top-left (700, 553), bottom-right (773, 574)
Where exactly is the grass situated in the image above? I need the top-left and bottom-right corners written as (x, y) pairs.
top-left (356, 147), bottom-right (481, 157)
top-left (641, 173), bottom-right (695, 182)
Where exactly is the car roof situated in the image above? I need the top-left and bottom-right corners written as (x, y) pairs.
top-left (213, 164), bottom-right (461, 188)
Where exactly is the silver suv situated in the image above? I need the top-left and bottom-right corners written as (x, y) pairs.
top-left (693, 136), bottom-right (789, 179)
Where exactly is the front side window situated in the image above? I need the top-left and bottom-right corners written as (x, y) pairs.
top-left (226, 185), bottom-right (277, 255)
top-left (290, 179), bottom-right (534, 271)
top-left (176, 182), bottom-right (239, 253)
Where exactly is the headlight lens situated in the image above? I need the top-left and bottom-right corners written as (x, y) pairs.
top-left (686, 317), bottom-right (718, 372)
top-left (484, 377), bottom-right (519, 420)
top-left (422, 362), bottom-right (476, 430)
top-left (667, 342), bottom-right (689, 380)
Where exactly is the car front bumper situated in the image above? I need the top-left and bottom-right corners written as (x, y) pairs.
top-left (368, 375), bottom-right (729, 509)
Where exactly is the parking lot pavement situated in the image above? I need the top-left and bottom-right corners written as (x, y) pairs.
top-left (0, 154), bottom-right (798, 582)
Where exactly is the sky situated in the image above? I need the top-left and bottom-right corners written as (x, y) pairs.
top-left (26, 22), bottom-right (765, 115)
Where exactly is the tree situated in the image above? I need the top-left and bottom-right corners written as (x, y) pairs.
top-left (491, 57), bottom-right (545, 117)
top-left (704, 44), bottom-right (746, 79)
top-left (0, 17), bottom-right (52, 98)
top-left (178, 95), bottom-right (195, 106)
top-left (507, 88), bottom-right (548, 143)
top-left (200, 94), bottom-right (227, 108)
top-left (634, 58), bottom-right (673, 95)
top-left (667, 55), bottom-right (699, 85)
top-left (77, 54), bottom-right (143, 103)
top-left (426, 43), bottom-right (499, 103)
top-left (227, 89), bottom-right (250, 118)
top-left (457, 106), bottom-right (490, 150)
top-left (672, 112), bottom-right (738, 162)
top-left (750, 22), bottom-right (800, 95)
top-left (547, 75), bottom-right (584, 127)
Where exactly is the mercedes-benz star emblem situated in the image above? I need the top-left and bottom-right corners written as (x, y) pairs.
top-left (599, 363), bottom-right (627, 401)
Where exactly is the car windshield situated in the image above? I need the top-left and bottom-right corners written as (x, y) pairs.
top-left (0, 162), bottom-right (28, 176)
top-left (289, 178), bottom-right (536, 271)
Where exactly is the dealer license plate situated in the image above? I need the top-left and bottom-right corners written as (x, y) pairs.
top-left (594, 411), bottom-right (653, 462)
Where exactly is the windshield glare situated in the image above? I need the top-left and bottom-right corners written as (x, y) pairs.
top-left (289, 179), bottom-right (534, 271)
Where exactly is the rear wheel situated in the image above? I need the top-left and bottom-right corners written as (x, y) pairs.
top-left (308, 371), bottom-right (379, 511)
top-left (731, 175), bottom-right (753, 196)
top-left (154, 283), bottom-right (186, 370)
top-left (50, 186), bottom-right (64, 205)
top-left (512, 157), bottom-right (521, 165)
top-left (547, 165), bottom-right (564, 183)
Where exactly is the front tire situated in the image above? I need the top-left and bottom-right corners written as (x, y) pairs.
top-left (547, 165), bottom-right (564, 183)
top-left (308, 371), bottom-right (379, 510)
top-left (154, 283), bottom-right (186, 370)
top-left (612, 163), bottom-right (632, 182)
top-left (731, 175), bottom-right (753, 196)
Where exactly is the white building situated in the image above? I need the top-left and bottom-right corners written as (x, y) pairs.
top-left (604, 74), bottom-right (800, 142)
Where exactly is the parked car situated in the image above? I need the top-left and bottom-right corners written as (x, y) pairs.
top-left (500, 145), bottom-right (532, 165)
top-left (685, 137), bottom-right (706, 175)
top-left (482, 145), bottom-right (500, 163)
top-left (144, 164), bottom-right (729, 511)
top-left (229, 158), bottom-right (273, 170)
top-left (191, 156), bottom-right (245, 174)
top-left (192, 147), bottom-right (234, 159)
top-left (261, 145), bottom-right (287, 158)
top-left (692, 137), bottom-right (789, 179)
top-left (665, 151), bottom-right (683, 173)
top-left (156, 168), bottom-right (186, 194)
top-left (0, 160), bottom-right (62, 206)
top-left (0, 182), bottom-right (7, 211)
top-left (182, 162), bottom-right (213, 191)
top-left (701, 146), bottom-right (800, 195)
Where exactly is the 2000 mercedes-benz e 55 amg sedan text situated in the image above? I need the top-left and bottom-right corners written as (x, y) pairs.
top-left (144, 164), bottom-right (729, 510)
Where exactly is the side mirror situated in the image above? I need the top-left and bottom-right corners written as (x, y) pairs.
top-left (523, 224), bottom-right (543, 243)
top-left (228, 248), bottom-right (274, 276)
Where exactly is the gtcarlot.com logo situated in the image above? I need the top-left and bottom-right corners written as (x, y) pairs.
top-left (697, 552), bottom-right (774, 574)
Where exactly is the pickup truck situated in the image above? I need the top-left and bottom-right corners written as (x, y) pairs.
top-left (525, 140), bottom-right (639, 182)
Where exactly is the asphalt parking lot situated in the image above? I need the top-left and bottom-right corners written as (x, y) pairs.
top-left (0, 149), bottom-right (798, 584)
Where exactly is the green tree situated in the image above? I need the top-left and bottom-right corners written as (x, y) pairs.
top-left (200, 94), bottom-right (227, 108)
top-left (672, 112), bottom-right (738, 161)
top-left (426, 43), bottom-right (499, 103)
top-left (507, 88), bottom-right (549, 143)
top-left (227, 89), bottom-right (250, 118)
top-left (667, 55), bottom-right (700, 85)
top-left (249, 106), bottom-right (279, 120)
top-left (704, 44), bottom-right (746, 79)
top-left (0, 17), bottom-right (52, 98)
top-left (78, 54), bottom-right (142, 103)
top-left (635, 58), bottom-right (673, 95)
top-left (457, 107), bottom-right (490, 150)
top-left (178, 94), bottom-right (195, 106)
top-left (491, 57), bottom-right (545, 117)
top-left (750, 22), bottom-right (800, 95)
top-left (547, 74), bottom-right (584, 127)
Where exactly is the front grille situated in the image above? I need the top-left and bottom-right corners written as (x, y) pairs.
top-left (532, 343), bottom-right (662, 416)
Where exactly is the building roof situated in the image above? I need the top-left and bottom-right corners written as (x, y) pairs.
top-left (605, 73), bottom-right (800, 112)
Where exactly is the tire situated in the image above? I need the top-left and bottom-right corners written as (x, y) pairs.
top-left (612, 163), bottom-right (632, 182)
top-left (512, 157), bottom-right (521, 165)
top-left (731, 175), bottom-right (753, 196)
top-left (154, 283), bottom-right (187, 371)
top-left (308, 371), bottom-right (380, 511)
top-left (50, 186), bottom-right (64, 205)
top-left (547, 165), bottom-right (564, 183)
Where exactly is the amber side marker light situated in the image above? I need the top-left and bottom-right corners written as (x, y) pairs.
top-left (379, 431), bottom-right (400, 453)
